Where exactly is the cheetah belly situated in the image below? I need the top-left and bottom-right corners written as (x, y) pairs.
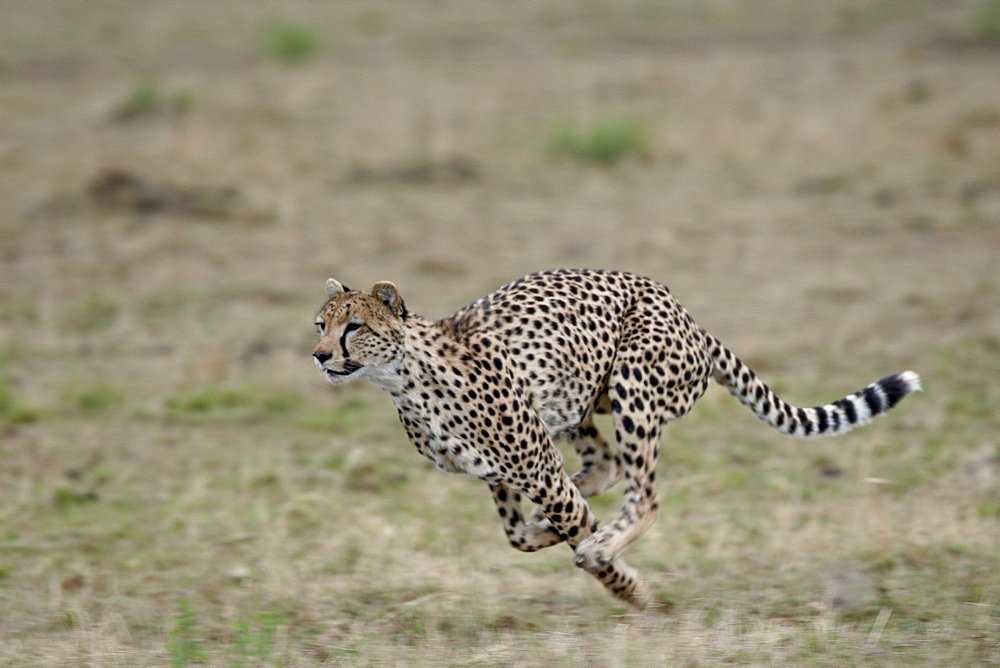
top-left (528, 378), bottom-right (609, 440)
top-left (425, 436), bottom-right (492, 477)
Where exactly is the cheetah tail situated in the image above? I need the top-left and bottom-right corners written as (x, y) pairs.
top-left (705, 335), bottom-right (921, 438)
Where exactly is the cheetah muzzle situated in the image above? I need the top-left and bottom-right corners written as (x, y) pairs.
top-left (313, 269), bottom-right (921, 610)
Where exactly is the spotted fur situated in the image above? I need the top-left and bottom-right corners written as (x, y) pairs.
top-left (313, 269), bottom-right (921, 609)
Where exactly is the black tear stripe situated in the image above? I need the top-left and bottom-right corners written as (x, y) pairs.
top-left (339, 330), bottom-right (350, 358)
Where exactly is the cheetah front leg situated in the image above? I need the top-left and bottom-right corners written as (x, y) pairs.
top-left (529, 417), bottom-right (621, 525)
top-left (515, 453), bottom-right (651, 610)
top-left (488, 482), bottom-right (564, 552)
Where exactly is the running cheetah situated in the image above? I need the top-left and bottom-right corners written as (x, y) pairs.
top-left (313, 269), bottom-right (920, 609)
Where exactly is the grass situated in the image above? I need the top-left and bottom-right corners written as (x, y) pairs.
top-left (0, 368), bottom-right (37, 427)
top-left (1, 349), bottom-right (994, 663)
top-left (115, 78), bottom-right (194, 121)
top-left (1, 0), bottom-right (998, 664)
top-left (549, 114), bottom-right (652, 166)
top-left (61, 382), bottom-right (125, 416)
top-left (974, 0), bottom-right (1000, 43)
top-left (164, 383), bottom-right (302, 422)
top-left (64, 291), bottom-right (121, 333)
top-left (264, 20), bottom-right (322, 65)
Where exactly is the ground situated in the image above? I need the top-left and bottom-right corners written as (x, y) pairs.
top-left (0, 1), bottom-right (998, 664)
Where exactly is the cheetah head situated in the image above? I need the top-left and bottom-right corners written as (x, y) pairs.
top-left (313, 278), bottom-right (407, 387)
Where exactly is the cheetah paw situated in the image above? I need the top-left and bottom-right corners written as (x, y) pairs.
top-left (573, 533), bottom-right (614, 570)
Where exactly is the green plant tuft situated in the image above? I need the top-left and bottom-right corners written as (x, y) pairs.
top-left (0, 378), bottom-right (38, 427)
top-left (230, 608), bottom-right (285, 663)
top-left (53, 486), bottom-right (99, 508)
top-left (265, 21), bottom-right (322, 64)
top-left (116, 78), bottom-right (193, 121)
top-left (63, 382), bottom-right (125, 416)
top-left (121, 79), bottom-right (161, 116)
top-left (974, 0), bottom-right (1000, 43)
top-left (66, 292), bottom-right (120, 333)
top-left (549, 114), bottom-right (652, 166)
top-left (166, 600), bottom-right (207, 667)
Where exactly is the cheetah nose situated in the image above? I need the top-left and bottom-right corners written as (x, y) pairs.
top-left (313, 351), bottom-right (332, 364)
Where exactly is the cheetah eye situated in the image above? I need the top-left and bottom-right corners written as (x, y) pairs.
top-left (315, 320), bottom-right (325, 336)
top-left (344, 322), bottom-right (363, 335)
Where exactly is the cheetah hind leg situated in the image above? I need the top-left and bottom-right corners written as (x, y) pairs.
top-left (566, 417), bottom-right (622, 497)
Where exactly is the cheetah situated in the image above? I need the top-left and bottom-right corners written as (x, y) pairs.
top-left (312, 269), bottom-right (920, 609)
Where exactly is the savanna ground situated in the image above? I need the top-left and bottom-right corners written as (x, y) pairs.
top-left (1, 1), bottom-right (999, 665)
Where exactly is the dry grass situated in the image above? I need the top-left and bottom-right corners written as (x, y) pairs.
top-left (1, 1), bottom-right (999, 664)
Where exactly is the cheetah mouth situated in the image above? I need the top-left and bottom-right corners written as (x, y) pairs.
top-left (325, 361), bottom-right (363, 377)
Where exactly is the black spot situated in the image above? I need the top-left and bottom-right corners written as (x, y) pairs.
top-left (622, 416), bottom-right (635, 433)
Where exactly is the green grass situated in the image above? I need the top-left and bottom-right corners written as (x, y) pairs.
top-left (166, 600), bottom-right (208, 667)
top-left (116, 78), bottom-right (194, 121)
top-left (974, 0), bottom-right (1000, 43)
top-left (61, 381), bottom-right (126, 416)
top-left (549, 114), bottom-right (652, 166)
top-left (164, 383), bottom-right (303, 422)
top-left (0, 294), bottom-right (37, 325)
top-left (2, 371), bottom-right (998, 663)
top-left (164, 601), bottom-right (288, 666)
top-left (264, 21), bottom-right (322, 64)
top-left (65, 291), bottom-right (121, 333)
top-left (0, 377), bottom-right (37, 427)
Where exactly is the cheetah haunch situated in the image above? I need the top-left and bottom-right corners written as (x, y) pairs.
top-left (313, 269), bottom-right (920, 609)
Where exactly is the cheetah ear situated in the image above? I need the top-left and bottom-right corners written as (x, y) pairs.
top-left (371, 281), bottom-right (407, 317)
top-left (325, 278), bottom-right (350, 296)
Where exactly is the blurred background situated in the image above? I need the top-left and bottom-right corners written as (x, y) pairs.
top-left (1, 1), bottom-right (998, 664)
